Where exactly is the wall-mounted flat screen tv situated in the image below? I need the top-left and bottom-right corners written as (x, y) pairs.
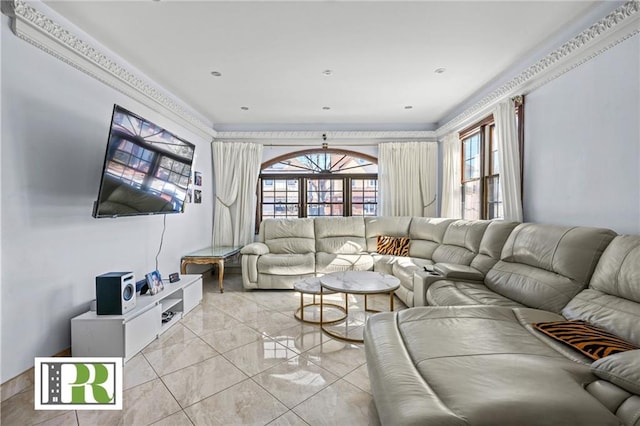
top-left (93, 105), bottom-right (196, 218)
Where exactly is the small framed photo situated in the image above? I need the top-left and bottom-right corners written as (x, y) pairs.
top-left (194, 171), bottom-right (202, 186)
top-left (145, 270), bottom-right (164, 295)
top-left (194, 190), bottom-right (202, 204)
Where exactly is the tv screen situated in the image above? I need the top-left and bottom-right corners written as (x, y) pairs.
top-left (93, 105), bottom-right (196, 218)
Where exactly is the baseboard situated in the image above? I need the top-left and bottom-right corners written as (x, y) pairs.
top-left (1, 347), bottom-right (71, 402)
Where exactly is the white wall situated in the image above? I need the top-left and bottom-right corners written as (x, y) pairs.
top-left (523, 35), bottom-right (640, 234)
top-left (1, 16), bottom-right (214, 382)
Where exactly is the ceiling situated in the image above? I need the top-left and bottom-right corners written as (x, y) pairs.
top-left (44, 1), bottom-right (602, 132)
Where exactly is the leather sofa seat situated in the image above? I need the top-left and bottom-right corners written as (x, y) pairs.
top-left (315, 252), bottom-right (374, 274)
top-left (427, 280), bottom-right (525, 307)
top-left (257, 253), bottom-right (315, 275)
top-left (365, 306), bottom-right (621, 426)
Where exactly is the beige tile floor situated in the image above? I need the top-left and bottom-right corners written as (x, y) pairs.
top-left (1, 269), bottom-right (407, 426)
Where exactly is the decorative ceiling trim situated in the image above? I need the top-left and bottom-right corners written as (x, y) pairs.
top-left (2, 0), bottom-right (216, 140)
top-left (436, 1), bottom-right (640, 137)
top-left (214, 130), bottom-right (436, 141)
top-left (2, 1), bottom-right (638, 142)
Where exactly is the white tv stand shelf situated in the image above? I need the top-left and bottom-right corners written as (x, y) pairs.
top-left (71, 274), bottom-right (203, 361)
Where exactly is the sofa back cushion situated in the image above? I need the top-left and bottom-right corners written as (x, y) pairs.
top-left (364, 216), bottom-right (412, 252)
top-left (485, 223), bottom-right (616, 313)
top-left (470, 221), bottom-right (520, 275)
top-left (262, 218), bottom-right (316, 254)
top-left (408, 217), bottom-right (455, 259)
top-left (562, 235), bottom-right (640, 346)
top-left (315, 217), bottom-right (367, 254)
top-left (431, 220), bottom-right (491, 265)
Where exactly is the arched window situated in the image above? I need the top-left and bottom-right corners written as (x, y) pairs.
top-left (257, 149), bottom-right (378, 228)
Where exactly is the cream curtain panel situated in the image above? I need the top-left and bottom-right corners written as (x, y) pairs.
top-left (378, 141), bottom-right (437, 217)
top-left (440, 132), bottom-right (462, 218)
top-left (211, 142), bottom-right (263, 247)
top-left (494, 99), bottom-right (523, 222)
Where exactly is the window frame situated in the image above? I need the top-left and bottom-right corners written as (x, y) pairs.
top-left (256, 149), bottom-right (378, 232)
top-left (458, 98), bottom-right (523, 220)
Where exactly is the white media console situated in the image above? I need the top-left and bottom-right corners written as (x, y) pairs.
top-left (71, 274), bottom-right (203, 361)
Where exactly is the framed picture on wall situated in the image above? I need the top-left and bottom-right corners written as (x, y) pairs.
top-left (194, 190), bottom-right (202, 204)
top-left (194, 171), bottom-right (202, 186)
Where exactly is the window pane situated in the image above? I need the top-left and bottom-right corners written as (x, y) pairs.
top-left (462, 180), bottom-right (481, 220)
top-left (462, 134), bottom-right (481, 180)
top-left (486, 175), bottom-right (503, 220)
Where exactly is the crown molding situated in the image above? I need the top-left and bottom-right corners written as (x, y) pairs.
top-left (2, 0), bottom-right (216, 140)
top-left (3, 0), bottom-right (638, 143)
top-left (215, 130), bottom-right (436, 142)
top-left (435, 1), bottom-right (640, 138)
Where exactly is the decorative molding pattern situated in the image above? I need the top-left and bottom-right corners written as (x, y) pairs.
top-left (3, 0), bottom-right (215, 140)
top-left (3, 0), bottom-right (638, 141)
top-left (215, 130), bottom-right (437, 141)
top-left (436, 1), bottom-right (640, 137)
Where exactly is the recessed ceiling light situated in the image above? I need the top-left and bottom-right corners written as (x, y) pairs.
top-left (322, 70), bottom-right (333, 76)
top-left (434, 68), bottom-right (446, 74)
top-left (240, 106), bottom-right (249, 111)
top-left (404, 105), bottom-right (413, 109)
top-left (210, 71), bottom-right (222, 77)
top-left (322, 106), bottom-right (331, 110)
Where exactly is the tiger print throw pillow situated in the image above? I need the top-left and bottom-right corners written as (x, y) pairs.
top-left (532, 320), bottom-right (639, 360)
top-left (376, 236), bottom-right (410, 257)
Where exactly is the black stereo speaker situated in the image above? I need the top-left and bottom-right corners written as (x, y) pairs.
top-left (96, 272), bottom-right (136, 315)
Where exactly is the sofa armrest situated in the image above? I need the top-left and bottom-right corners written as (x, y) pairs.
top-left (241, 242), bottom-right (270, 256)
top-left (434, 263), bottom-right (484, 282)
top-left (413, 270), bottom-right (447, 306)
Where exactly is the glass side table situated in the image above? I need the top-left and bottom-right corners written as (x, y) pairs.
top-left (180, 246), bottom-right (242, 293)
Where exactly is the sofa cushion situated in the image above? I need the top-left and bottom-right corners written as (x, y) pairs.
top-left (562, 235), bottom-right (640, 346)
top-left (315, 252), bottom-right (373, 274)
top-left (427, 280), bottom-right (525, 308)
top-left (532, 320), bottom-right (639, 360)
top-left (372, 253), bottom-right (430, 276)
top-left (430, 220), bottom-right (490, 264)
top-left (591, 350), bottom-right (640, 395)
top-left (364, 216), bottom-right (412, 252)
top-left (563, 289), bottom-right (640, 347)
top-left (257, 253), bottom-right (315, 275)
top-left (484, 223), bottom-right (616, 314)
top-left (314, 216), bottom-right (367, 254)
top-left (496, 223), bottom-right (615, 288)
top-left (262, 218), bottom-right (316, 254)
top-left (376, 235), bottom-right (410, 256)
top-left (408, 217), bottom-right (455, 259)
top-left (470, 221), bottom-right (520, 275)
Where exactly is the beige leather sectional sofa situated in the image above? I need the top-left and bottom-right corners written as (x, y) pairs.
top-left (243, 216), bottom-right (639, 425)
top-left (240, 216), bottom-right (518, 307)
top-left (365, 227), bottom-right (640, 426)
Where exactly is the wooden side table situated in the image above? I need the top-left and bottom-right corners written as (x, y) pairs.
top-left (180, 246), bottom-right (242, 293)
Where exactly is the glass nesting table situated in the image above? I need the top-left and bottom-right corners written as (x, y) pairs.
top-left (180, 246), bottom-right (242, 293)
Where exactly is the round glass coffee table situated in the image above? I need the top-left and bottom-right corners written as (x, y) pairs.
top-left (320, 271), bottom-right (400, 343)
top-left (293, 277), bottom-right (347, 324)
